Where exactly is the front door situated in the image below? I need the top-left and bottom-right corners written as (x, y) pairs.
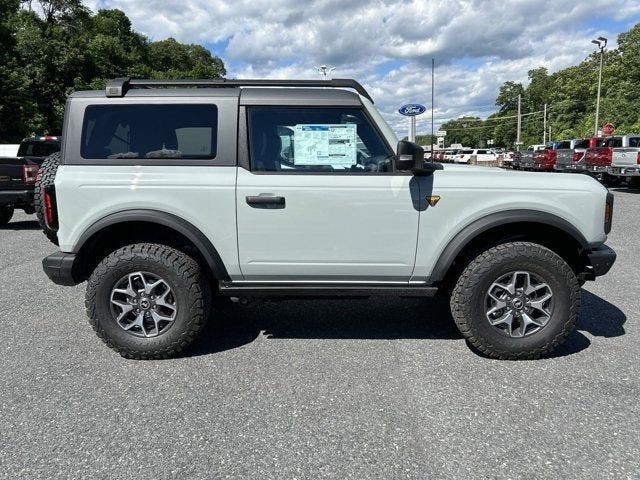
top-left (236, 106), bottom-right (419, 282)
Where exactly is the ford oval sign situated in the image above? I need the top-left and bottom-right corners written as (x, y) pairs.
top-left (399, 104), bottom-right (426, 116)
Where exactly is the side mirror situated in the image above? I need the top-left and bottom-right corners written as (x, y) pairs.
top-left (395, 140), bottom-right (425, 171)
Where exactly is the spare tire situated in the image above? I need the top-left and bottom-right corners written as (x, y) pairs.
top-left (34, 152), bottom-right (61, 245)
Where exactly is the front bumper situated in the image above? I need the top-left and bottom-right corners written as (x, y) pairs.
top-left (42, 251), bottom-right (80, 286)
top-left (582, 245), bottom-right (617, 280)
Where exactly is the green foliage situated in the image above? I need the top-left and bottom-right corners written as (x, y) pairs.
top-left (441, 22), bottom-right (640, 148)
top-left (0, 0), bottom-right (226, 142)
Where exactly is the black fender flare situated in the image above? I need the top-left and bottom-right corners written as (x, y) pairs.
top-left (428, 209), bottom-right (591, 282)
top-left (73, 209), bottom-right (230, 280)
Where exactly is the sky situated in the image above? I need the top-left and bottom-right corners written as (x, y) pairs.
top-left (83, 0), bottom-right (640, 136)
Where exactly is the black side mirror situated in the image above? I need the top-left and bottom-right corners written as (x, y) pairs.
top-left (395, 140), bottom-right (443, 175)
top-left (395, 140), bottom-right (425, 171)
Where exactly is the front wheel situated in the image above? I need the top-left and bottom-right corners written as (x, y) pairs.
top-left (85, 243), bottom-right (210, 359)
top-left (450, 242), bottom-right (580, 360)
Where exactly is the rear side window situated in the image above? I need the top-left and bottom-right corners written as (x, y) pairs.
top-left (573, 139), bottom-right (589, 149)
top-left (628, 137), bottom-right (640, 147)
top-left (81, 104), bottom-right (217, 160)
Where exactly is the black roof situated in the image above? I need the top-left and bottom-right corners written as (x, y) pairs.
top-left (104, 77), bottom-right (374, 103)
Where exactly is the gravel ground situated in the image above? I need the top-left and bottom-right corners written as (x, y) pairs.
top-left (0, 188), bottom-right (638, 479)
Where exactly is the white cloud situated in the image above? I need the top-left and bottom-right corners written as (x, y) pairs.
top-left (84, 0), bottom-right (638, 135)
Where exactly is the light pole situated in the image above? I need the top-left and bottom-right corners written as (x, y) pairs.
top-left (591, 36), bottom-right (607, 136)
top-left (315, 65), bottom-right (336, 80)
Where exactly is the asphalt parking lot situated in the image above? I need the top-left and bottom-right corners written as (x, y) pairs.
top-left (1, 188), bottom-right (638, 479)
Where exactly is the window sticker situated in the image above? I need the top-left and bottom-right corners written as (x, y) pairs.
top-left (293, 124), bottom-right (357, 166)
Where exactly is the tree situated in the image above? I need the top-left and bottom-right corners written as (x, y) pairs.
top-left (0, 3), bottom-right (227, 142)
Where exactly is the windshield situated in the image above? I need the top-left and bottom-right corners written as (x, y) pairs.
top-left (17, 141), bottom-right (59, 157)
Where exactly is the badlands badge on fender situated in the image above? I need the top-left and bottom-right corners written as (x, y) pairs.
top-left (426, 195), bottom-right (440, 207)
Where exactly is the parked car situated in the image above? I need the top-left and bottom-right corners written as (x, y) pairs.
top-left (533, 141), bottom-right (562, 172)
top-left (502, 151), bottom-right (516, 168)
top-left (508, 151), bottom-right (523, 169)
top-left (554, 137), bottom-right (602, 172)
top-left (518, 144), bottom-right (545, 170)
top-left (455, 148), bottom-right (496, 164)
top-left (606, 134), bottom-right (640, 188)
top-left (0, 135), bottom-right (61, 225)
top-left (42, 77), bottom-right (615, 361)
top-left (585, 136), bottom-right (624, 184)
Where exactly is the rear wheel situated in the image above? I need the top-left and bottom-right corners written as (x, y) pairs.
top-left (450, 241), bottom-right (580, 360)
top-left (0, 206), bottom-right (14, 225)
top-left (34, 151), bottom-right (61, 245)
top-left (85, 243), bottom-right (210, 359)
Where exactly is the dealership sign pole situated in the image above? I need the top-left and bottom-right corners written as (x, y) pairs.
top-left (399, 104), bottom-right (427, 143)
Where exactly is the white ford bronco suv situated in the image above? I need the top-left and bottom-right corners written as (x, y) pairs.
top-left (41, 78), bottom-right (616, 360)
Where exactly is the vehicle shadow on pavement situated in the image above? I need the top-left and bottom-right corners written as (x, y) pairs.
top-left (611, 186), bottom-right (640, 194)
top-left (542, 289), bottom-right (626, 359)
top-left (0, 220), bottom-right (40, 230)
top-left (182, 290), bottom-right (626, 359)
top-left (182, 296), bottom-right (461, 358)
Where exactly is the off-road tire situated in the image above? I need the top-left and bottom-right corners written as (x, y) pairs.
top-left (0, 206), bottom-right (14, 225)
top-left (450, 241), bottom-right (580, 360)
top-left (85, 243), bottom-right (211, 359)
top-left (34, 151), bottom-right (61, 245)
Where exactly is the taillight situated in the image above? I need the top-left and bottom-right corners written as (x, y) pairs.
top-left (43, 187), bottom-right (58, 230)
top-left (637, 152), bottom-right (640, 165)
top-left (22, 164), bottom-right (39, 184)
top-left (572, 151), bottom-right (582, 162)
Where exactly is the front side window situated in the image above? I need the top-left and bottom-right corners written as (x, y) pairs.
top-left (81, 104), bottom-right (217, 160)
top-left (247, 107), bottom-right (393, 173)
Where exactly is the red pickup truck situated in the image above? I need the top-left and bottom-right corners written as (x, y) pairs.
top-left (584, 136), bottom-right (623, 181)
top-left (533, 141), bottom-right (569, 171)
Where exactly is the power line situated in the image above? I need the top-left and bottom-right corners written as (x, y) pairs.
top-left (442, 112), bottom-right (544, 132)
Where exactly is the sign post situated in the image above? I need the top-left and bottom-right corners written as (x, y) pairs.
top-left (399, 104), bottom-right (427, 143)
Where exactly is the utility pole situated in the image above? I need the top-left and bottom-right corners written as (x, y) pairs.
top-left (516, 94), bottom-right (522, 150)
top-left (591, 37), bottom-right (607, 135)
top-left (543, 103), bottom-right (547, 144)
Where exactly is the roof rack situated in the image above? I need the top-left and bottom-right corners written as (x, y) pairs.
top-left (105, 78), bottom-right (374, 103)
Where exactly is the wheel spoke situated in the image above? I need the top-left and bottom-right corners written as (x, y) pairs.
top-left (525, 281), bottom-right (550, 296)
top-left (151, 310), bottom-right (175, 323)
top-left (522, 312), bottom-right (545, 328)
top-left (114, 303), bottom-right (133, 321)
top-left (528, 293), bottom-right (552, 316)
top-left (146, 278), bottom-right (166, 295)
top-left (489, 310), bottom-right (513, 327)
top-left (123, 312), bottom-right (144, 331)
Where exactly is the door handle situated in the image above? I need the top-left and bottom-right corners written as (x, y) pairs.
top-left (246, 195), bottom-right (286, 209)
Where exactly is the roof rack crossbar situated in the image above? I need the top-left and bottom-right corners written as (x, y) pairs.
top-left (105, 77), bottom-right (373, 102)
